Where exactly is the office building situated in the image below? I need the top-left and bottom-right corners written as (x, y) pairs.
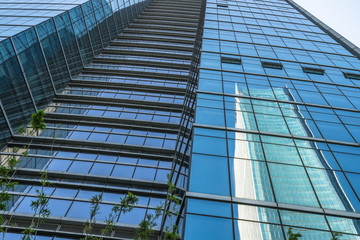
top-left (0, 0), bottom-right (360, 239)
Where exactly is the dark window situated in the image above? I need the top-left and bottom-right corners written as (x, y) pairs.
top-left (217, 4), bottom-right (228, 8)
top-left (221, 56), bottom-right (241, 65)
top-left (343, 72), bottom-right (360, 80)
top-left (302, 66), bottom-right (324, 75)
top-left (262, 61), bottom-right (283, 70)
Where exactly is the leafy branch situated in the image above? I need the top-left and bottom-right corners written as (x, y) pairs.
top-left (287, 227), bottom-right (302, 240)
top-left (0, 110), bottom-right (47, 240)
top-left (134, 174), bottom-right (180, 240)
top-left (0, 147), bottom-right (20, 237)
top-left (99, 192), bottom-right (138, 240)
top-left (162, 174), bottom-right (180, 240)
top-left (82, 194), bottom-right (103, 240)
top-left (134, 205), bottom-right (162, 240)
top-left (331, 232), bottom-right (342, 240)
top-left (81, 192), bottom-right (139, 240)
top-left (22, 171), bottom-right (52, 240)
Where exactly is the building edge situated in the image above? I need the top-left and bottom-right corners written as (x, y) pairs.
top-left (285, 0), bottom-right (360, 60)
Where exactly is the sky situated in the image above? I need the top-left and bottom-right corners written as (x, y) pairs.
top-left (293, 0), bottom-right (360, 48)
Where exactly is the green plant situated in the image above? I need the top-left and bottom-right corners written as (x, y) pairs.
top-left (134, 174), bottom-right (181, 240)
top-left (30, 110), bottom-right (46, 133)
top-left (22, 171), bottom-right (52, 240)
top-left (119, 192), bottom-right (138, 214)
top-left (0, 110), bottom-right (47, 240)
top-left (134, 205), bottom-right (162, 240)
top-left (0, 151), bottom-right (20, 237)
top-left (20, 110), bottom-right (48, 240)
top-left (99, 192), bottom-right (138, 240)
top-left (287, 227), bottom-right (302, 240)
top-left (331, 232), bottom-right (342, 240)
top-left (162, 174), bottom-right (180, 240)
top-left (82, 194), bottom-right (103, 240)
top-left (163, 225), bottom-right (180, 240)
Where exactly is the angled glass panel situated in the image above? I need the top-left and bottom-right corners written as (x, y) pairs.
top-left (13, 28), bottom-right (55, 109)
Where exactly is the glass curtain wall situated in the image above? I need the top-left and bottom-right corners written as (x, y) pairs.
top-left (185, 0), bottom-right (360, 239)
top-left (0, 0), bottom-right (151, 149)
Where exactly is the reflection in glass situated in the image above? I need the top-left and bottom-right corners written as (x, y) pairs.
top-left (234, 220), bottom-right (284, 240)
top-left (230, 85), bottom-right (360, 237)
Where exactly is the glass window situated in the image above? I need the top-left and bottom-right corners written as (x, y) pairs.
top-left (230, 158), bottom-right (274, 202)
top-left (184, 214), bottom-right (233, 240)
top-left (234, 220), bottom-right (284, 240)
top-left (233, 204), bottom-right (280, 224)
top-left (268, 163), bottom-right (319, 207)
top-left (47, 199), bottom-right (72, 217)
top-left (111, 165), bottom-right (135, 178)
top-left (66, 201), bottom-right (91, 219)
top-left (189, 154), bottom-right (230, 196)
top-left (196, 107), bottom-right (225, 127)
top-left (187, 199), bottom-right (232, 218)
top-left (67, 161), bottom-right (93, 174)
top-left (133, 167), bottom-right (156, 181)
top-left (118, 207), bottom-right (146, 224)
top-left (46, 159), bottom-right (72, 172)
top-left (280, 210), bottom-right (329, 230)
top-left (192, 135), bottom-right (227, 157)
top-left (316, 122), bottom-right (354, 142)
top-left (90, 162), bottom-right (114, 176)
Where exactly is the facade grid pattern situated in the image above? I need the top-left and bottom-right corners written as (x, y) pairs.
top-left (184, 0), bottom-right (360, 239)
top-left (0, 0), bottom-right (360, 239)
top-left (0, 0), bottom-right (202, 239)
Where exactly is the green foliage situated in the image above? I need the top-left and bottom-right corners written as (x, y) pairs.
top-left (30, 110), bottom-right (46, 132)
top-left (163, 225), bottom-right (180, 240)
top-left (0, 192), bottom-right (11, 211)
top-left (287, 227), bottom-right (302, 240)
top-left (120, 192), bottom-right (138, 214)
top-left (17, 126), bottom-right (26, 135)
top-left (166, 174), bottom-right (179, 207)
top-left (30, 191), bottom-right (50, 220)
top-left (331, 232), bottom-right (342, 240)
top-left (21, 228), bottom-right (35, 240)
top-left (0, 149), bottom-right (22, 238)
top-left (89, 194), bottom-right (102, 220)
top-left (22, 171), bottom-right (51, 240)
top-left (0, 157), bottom-right (20, 181)
top-left (0, 150), bottom-right (21, 239)
top-left (0, 215), bottom-right (4, 234)
top-left (99, 192), bottom-right (139, 240)
top-left (134, 202), bottom-right (162, 240)
top-left (8, 157), bottom-right (20, 171)
top-left (134, 208), bottom-right (161, 240)
top-left (134, 174), bottom-right (180, 240)
top-left (31, 172), bottom-right (53, 220)
top-left (162, 174), bottom-right (180, 239)
top-left (40, 171), bottom-right (52, 188)
top-left (81, 194), bottom-right (103, 240)
top-left (134, 214), bottom-right (156, 240)
top-left (1, 109), bottom-right (47, 240)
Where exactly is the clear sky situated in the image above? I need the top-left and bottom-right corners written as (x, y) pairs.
top-left (293, 0), bottom-right (360, 48)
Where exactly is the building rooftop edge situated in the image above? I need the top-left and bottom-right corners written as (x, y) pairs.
top-left (285, 0), bottom-right (360, 61)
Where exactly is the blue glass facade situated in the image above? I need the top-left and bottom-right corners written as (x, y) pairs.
top-left (1, 0), bottom-right (360, 239)
top-left (0, 0), bottom-right (151, 148)
top-left (185, 0), bottom-right (360, 239)
top-left (0, 0), bottom-right (199, 239)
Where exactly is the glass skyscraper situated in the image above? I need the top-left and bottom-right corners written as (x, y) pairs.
top-left (0, 0), bottom-right (360, 239)
top-left (185, 0), bottom-right (360, 239)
